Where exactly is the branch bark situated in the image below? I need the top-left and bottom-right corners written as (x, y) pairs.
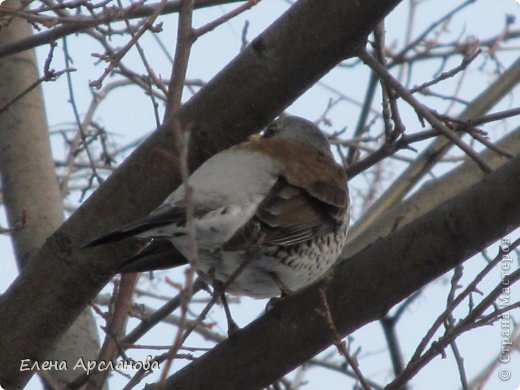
top-left (153, 154), bottom-right (520, 390)
top-left (0, 0), bottom-right (402, 388)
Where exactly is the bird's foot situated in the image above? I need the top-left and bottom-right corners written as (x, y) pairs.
top-left (265, 296), bottom-right (281, 312)
top-left (226, 319), bottom-right (240, 337)
top-left (212, 279), bottom-right (241, 337)
top-left (265, 289), bottom-right (291, 312)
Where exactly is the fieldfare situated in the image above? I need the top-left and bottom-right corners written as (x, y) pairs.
top-left (86, 116), bottom-right (350, 299)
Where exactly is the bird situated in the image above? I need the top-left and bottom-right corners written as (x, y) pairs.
top-left (85, 116), bottom-right (350, 300)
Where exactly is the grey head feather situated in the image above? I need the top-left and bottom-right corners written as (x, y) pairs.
top-left (265, 116), bottom-right (333, 158)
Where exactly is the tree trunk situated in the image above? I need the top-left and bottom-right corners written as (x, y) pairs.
top-left (0, 2), bottom-right (101, 386)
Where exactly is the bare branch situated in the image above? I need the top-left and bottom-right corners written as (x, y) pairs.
top-left (359, 49), bottom-right (492, 173)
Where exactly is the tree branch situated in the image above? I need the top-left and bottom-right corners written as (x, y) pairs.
top-left (345, 126), bottom-right (520, 258)
top-left (153, 154), bottom-right (520, 390)
top-left (0, 0), bottom-right (243, 57)
top-left (349, 55), bottom-right (520, 241)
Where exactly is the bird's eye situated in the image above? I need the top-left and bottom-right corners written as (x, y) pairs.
top-left (263, 124), bottom-right (278, 138)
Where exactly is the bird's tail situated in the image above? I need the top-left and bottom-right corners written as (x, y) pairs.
top-left (82, 222), bottom-right (155, 248)
top-left (119, 240), bottom-right (188, 273)
top-left (82, 206), bottom-right (186, 248)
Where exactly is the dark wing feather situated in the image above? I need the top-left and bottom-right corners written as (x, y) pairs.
top-left (83, 206), bottom-right (187, 248)
top-left (307, 181), bottom-right (348, 220)
top-left (119, 240), bottom-right (188, 273)
top-left (224, 178), bottom-right (347, 250)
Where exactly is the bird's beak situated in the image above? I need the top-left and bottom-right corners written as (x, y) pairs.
top-left (249, 133), bottom-right (262, 142)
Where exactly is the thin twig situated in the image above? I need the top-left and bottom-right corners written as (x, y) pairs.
top-left (85, 274), bottom-right (139, 390)
top-left (380, 316), bottom-right (406, 379)
top-left (193, 0), bottom-right (261, 37)
top-left (444, 266), bottom-right (469, 390)
top-left (0, 43), bottom-right (74, 114)
top-left (158, 0), bottom-right (196, 385)
top-left (410, 48), bottom-right (481, 94)
top-left (359, 49), bottom-right (492, 173)
top-left (387, 239), bottom-right (520, 390)
top-left (317, 286), bottom-right (372, 390)
top-left (62, 36), bottom-right (103, 186)
top-left (0, 0), bottom-right (244, 58)
top-left (391, 0), bottom-right (477, 64)
top-left (410, 238), bottom-right (520, 363)
top-left (90, 0), bottom-right (170, 89)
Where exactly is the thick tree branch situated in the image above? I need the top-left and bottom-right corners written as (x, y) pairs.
top-left (0, 0), bottom-right (402, 388)
top-left (153, 154), bottom-right (520, 390)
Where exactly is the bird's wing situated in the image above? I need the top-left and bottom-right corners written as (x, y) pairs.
top-left (261, 178), bottom-right (348, 245)
top-left (84, 137), bottom-right (348, 258)
top-left (222, 138), bottom-right (349, 250)
top-left (118, 239), bottom-right (189, 273)
top-left (83, 204), bottom-right (190, 247)
top-left (84, 147), bottom-right (279, 249)
top-left (223, 176), bottom-right (348, 250)
top-left (224, 178), bottom-right (347, 251)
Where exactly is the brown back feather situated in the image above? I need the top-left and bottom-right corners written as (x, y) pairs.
top-left (224, 138), bottom-right (348, 250)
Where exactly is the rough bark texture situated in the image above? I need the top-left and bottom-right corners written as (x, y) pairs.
top-left (0, 1), bottom-right (101, 386)
top-left (0, 1), bottom-right (63, 268)
top-left (153, 154), bottom-right (520, 390)
top-left (0, 0), bottom-right (403, 388)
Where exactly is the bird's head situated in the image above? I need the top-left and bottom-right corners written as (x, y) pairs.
top-left (261, 116), bottom-right (333, 158)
